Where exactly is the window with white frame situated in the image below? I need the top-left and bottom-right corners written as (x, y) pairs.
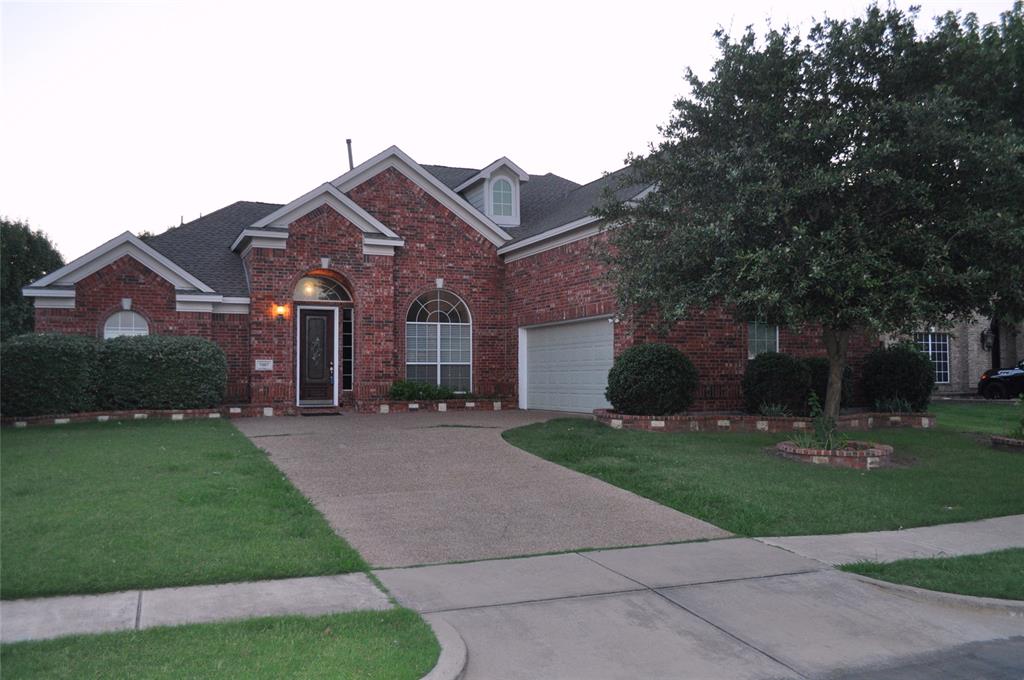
top-left (103, 311), bottom-right (149, 339)
top-left (492, 179), bottom-right (513, 217)
top-left (914, 332), bottom-right (950, 384)
top-left (747, 322), bottom-right (779, 358)
top-left (406, 290), bottom-right (471, 392)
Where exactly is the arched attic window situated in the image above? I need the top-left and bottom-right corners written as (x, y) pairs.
top-left (406, 290), bottom-right (471, 392)
top-left (104, 311), bottom-right (149, 339)
top-left (492, 178), bottom-right (513, 217)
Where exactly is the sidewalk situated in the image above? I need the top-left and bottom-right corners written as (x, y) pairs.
top-left (757, 514), bottom-right (1024, 565)
top-left (0, 573), bottom-right (390, 643)
top-left (376, 536), bottom-right (1024, 679)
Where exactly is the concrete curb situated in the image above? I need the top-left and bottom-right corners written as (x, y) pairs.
top-left (846, 572), bottom-right (1024, 617)
top-left (421, 614), bottom-right (467, 680)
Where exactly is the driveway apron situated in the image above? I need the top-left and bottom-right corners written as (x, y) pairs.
top-left (234, 410), bottom-right (728, 567)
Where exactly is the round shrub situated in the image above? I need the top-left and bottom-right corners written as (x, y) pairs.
top-left (741, 352), bottom-right (811, 415)
top-left (861, 344), bottom-right (935, 412)
top-left (605, 343), bottom-right (698, 415)
top-left (0, 333), bottom-right (101, 416)
top-left (98, 335), bottom-right (227, 410)
top-left (802, 357), bottom-right (854, 408)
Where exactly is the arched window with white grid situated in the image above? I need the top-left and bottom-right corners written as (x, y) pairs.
top-left (405, 290), bottom-right (471, 392)
top-left (103, 311), bottom-right (149, 339)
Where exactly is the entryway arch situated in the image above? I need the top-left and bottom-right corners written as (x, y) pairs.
top-left (293, 270), bottom-right (354, 406)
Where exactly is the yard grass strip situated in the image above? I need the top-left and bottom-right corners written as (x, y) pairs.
top-left (928, 400), bottom-right (1019, 435)
top-left (502, 413), bottom-right (1024, 536)
top-left (841, 548), bottom-right (1024, 601)
top-left (1, 420), bottom-right (365, 599)
top-left (0, 609), bottom-right (439, 680)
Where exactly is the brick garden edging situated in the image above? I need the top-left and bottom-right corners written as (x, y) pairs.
top-left (359, 399), bottom-right (516, 414)
top-left (3, 405), bottom-right (268, 428)
top-left (775, 440), bottom-right (894, 470)
top-left (593, 410), bottom-right (935, 433)
top-left (991, 435), bottom-right (1024, 451)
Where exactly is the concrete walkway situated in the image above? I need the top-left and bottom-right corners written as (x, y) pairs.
top-left (376, 538), bottom-right (1024, 679)
top-left (235, 410), bottom-right (729, 567)
top-left (0, 573), bottom-right (389, 643)
top-left (759, 514), bottom-right (1024, 565)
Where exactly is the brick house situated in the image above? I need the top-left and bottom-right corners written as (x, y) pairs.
top-left (23, 146), bottom-right (872, 414)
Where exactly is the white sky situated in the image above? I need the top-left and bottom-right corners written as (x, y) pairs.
top-left (0, 0), bottom-right (1010, 260)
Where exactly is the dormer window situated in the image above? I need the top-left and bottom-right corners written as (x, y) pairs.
top-left (492, 179), bottom-right (513, 217)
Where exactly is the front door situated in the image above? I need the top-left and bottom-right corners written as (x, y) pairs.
top-left (298, 308), bottom-right (335, 404)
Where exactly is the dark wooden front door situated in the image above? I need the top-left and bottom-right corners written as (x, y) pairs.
top-left (299, 308), bottom-right (334, 403)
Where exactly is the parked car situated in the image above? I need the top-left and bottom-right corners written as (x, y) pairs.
top-left (978, 360), bottom-right (1024, 399)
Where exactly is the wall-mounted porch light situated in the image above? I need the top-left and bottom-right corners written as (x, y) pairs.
top-left (274, 304), bottom-right (288, 321)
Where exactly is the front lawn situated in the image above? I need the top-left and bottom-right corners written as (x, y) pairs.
top-left (503, 417), bottom-right (1024, 536)
top-left (929, 400), bottom-right (1020, 435)
top-left (0, 609), bottom-right (439, 679)
top-left (1, 420), bottom-right (365, 599)
top-left (842, 549), bottom-right (1024, 601)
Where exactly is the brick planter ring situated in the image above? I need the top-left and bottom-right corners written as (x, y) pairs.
top-left (775, 440), bottom-right (893, 470)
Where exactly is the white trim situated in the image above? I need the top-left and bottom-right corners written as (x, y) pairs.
top-left (331, 146), bottom-right (511, 247)
top-left (175, 293), bottom-right (251, 315)
top-left (518, 326), bottom-right (528, 410)
top-left (231, 228), bottom-right (288, 252)
top-left (21, 288), bottom-right (75, 298)
top-left (501, 217), bottom-right (606, 263)
top-left (363, 236), bottom-right (406, 246)
top-left (295, 305), bottom-right (340, 407)
top-left (362, 243), bottom-right (398, 256)
top-left (32, 296), bottom-right (76, 309)
top-left (250, 183), bottom-right (399, 238)
top-left (452, 157), bottom-right (530, 193)
top-left (25, 231), bottom-right (214, 293)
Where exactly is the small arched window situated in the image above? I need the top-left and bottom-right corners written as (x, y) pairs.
top-left (293, 276), bottom-right (351, 302)
top-left (492, 178), bottom-right (513, 217)
top-left (104, 311), bottom-right (149, 339)
top-left (406, 290), bottom-right (471, 392)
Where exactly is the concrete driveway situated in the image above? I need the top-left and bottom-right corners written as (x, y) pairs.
top-left (235, 410), bottom-right (728, 567)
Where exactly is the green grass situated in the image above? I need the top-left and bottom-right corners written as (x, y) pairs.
top-left (0, 609), bottom-right (439, 679)
top-left (842, 548), bottom-right (1024, 600)
top-left (502, 415), bottom-right (1024, 536)
top-left (1, 420), bottom-right (365, 599)
top-left (929, 400), bottom-right (1020, 435)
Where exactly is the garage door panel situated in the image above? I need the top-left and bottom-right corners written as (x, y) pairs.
top-left (525, 318), bottom-right (613, 413)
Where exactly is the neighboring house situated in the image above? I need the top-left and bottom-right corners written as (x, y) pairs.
top-left (23, 146), bottom-right (873, 414)
top-left (908, 316), bottom-right (1023, 396)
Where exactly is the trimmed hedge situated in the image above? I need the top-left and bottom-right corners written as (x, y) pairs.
top-left (1, 334), bottom-right (227, 416)
top-left (1, 334), bottom-right (101, 416)
top-left (803, 356), bottom-right (854, 408)
top-left (605, 343), bottom-right (698, 416)
top-left (861, 343), bottom-right (935, 412)
top-left (387, 380), bottom-right (457, 401)
top-left (742, 352), bottom-right (811, 415)
top-left (97, 336), bottom-right (227, 410)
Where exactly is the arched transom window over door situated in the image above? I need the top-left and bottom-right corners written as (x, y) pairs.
top-left (406, 290), bottom-right (471, 392)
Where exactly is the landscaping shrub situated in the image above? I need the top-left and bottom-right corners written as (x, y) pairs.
top-left (802, 357), bottom-right (854, 408)
top-left (861, 344), bottom-right (935, 412)
top-left (0, 334), bottom-right (101, 416)
top-left (605, 343), bottom-right (698, 415)
top-left (98, 336), bottom-right (227, 410)
top-left (741, 352), bottom-right (811, 415)
top-left (388, 380), bottom-right (457, 401)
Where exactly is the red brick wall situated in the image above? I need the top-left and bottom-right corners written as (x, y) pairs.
top-left (242, 168), bottom-right (513, 408)
top-left (33, 255), bottom-right (251, 401)
top-left (349, 168), bottom-right (513, 397)
top-left (505, 232), bottom-right (875, 410)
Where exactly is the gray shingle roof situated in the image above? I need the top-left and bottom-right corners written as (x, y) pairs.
top-left (147, 201), bottom-right (280, 297)
top-left (140, 162), bottom-right (647, 295)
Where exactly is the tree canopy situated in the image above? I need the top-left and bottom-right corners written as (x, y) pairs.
top-left (599, 3), bottom-right (1024, 418)
top-left (1, 218), bottom-right (64, 339)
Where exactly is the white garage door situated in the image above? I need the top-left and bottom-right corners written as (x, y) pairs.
top-left (524, 318), bottom-right (614, 413)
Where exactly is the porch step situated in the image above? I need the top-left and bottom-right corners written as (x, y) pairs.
top-left (298, 406), bottom-right (346, 417)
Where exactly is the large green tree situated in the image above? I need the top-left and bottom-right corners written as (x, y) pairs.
top-left (1, 218), bottom-right (64, 339)
top-left (600, 3), bottom-right (1024, 419)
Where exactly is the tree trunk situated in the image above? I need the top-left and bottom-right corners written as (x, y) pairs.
top-left (821, 327), bottom-right (850, 421)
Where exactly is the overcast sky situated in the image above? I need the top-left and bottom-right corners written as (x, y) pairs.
top-left (0, 0), bottom-right (1010, 259)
